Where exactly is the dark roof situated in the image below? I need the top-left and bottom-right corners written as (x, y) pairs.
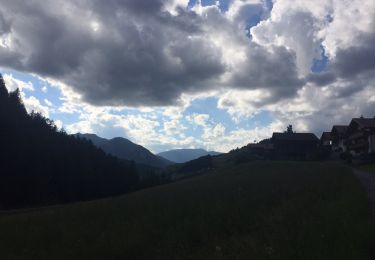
top-left (320, 132), bottom-right (332, 140)
top-left (331, 125), bottom-right (348, 134)
top-left (272, 132), bottom-right (319, 142)
top-left (353, 118), bottom-right (375, 128)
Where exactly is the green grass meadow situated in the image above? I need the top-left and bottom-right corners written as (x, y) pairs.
top-left (0, 162), bottom-right (374, 259)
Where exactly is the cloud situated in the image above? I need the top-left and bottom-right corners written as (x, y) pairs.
top-left (163, 119), bottom-right (187, 136)
top-left (0, 0), bottom-right (225, 106)
top-left (186, 113), bottom-right (210, 127)
top-left (54, 119), bottom-right (63, 130)
top-left (66, 120), bottom-right (94, 134)
top-left (1, 0), bottom-right (375, 153)
top-left (44, 98), bottom-right (53, 107)
top-left (1, 0), bottom-right (370, 111)
top-left (202, 123), bottom-right (226, 140)
top-left (22, 95), bottom-right (50, 117)
top-left (333, 34), bottom-right (375, 79)
top-left (3, 73), bottom-right (34, 92)
top-left (0, 0), bottom-right (306, 107)
top-left (217, 89), bottom-right (271, 120)
top-left (201, 120), bottom-right (284, 152)
top-left (2, 73), bottom-right (51, 117)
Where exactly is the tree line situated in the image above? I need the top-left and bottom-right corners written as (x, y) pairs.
top-left (0, 74), bottom-right (139, 209)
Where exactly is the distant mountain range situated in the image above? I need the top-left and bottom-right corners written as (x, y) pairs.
top-left (157, 149), bottom-right (221, 163)
top-left (75, 134), bottom-right (172, 168)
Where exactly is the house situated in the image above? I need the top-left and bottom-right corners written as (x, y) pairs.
top-left (345, 117), bottom-right (375, 156)
top-left (320, 132), bottom-right (332, 147)
top-left (330, 125), bottom-right (348, 152)
top-left (271, 132), bottom-right (319, 159)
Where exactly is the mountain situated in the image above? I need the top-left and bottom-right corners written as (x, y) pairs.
top-left (75, 134), bottom-right (172, 168)
top-left (0, 74), bottom-right (138, 209)
top-left (157, 149), bottom-right (221, 163)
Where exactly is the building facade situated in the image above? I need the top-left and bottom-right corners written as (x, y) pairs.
top-left (345, 118), bottom-right (375, 156)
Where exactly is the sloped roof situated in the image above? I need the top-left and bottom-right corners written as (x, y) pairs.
top-left (320, 132), bottom-right (332, 140)
top-left (331, 125), bottom-right (348, 134)
top-left (353, 118), bottom-right (375, 128)
top-left (272, 132), bottom-right (319, 142)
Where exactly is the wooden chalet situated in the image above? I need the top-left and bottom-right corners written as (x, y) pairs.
top-left (320, 132), bottom-right (332, 146)
top-left (345, 117), bottom-right (375, 156)
top-left (271, 132), bottom-right (319, 159)
top-left (330, 125), bottom-right (348, 152)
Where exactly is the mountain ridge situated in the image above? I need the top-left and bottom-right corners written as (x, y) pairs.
top-left (75, 133), bottom-right (172, 168)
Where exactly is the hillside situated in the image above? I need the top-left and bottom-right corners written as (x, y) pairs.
top-left (162, 144), bottom-right (268, 179)
top-left (0, 74), bottom-right (138, 209)
top-left (0, 162), bottom-right (374, 259)
top-left (76, 134), bottom-right (171, 168)
top-left (158, 148), bottom-right (221, 163)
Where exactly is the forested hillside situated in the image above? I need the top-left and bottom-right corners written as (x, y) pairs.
top-left (76, 133), bottom-right (171, 168)
top-left (0, 74), bottom-right (138, 209)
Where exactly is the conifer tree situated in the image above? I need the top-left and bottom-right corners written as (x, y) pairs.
top-left (0, 74), bottom-right (8, 99)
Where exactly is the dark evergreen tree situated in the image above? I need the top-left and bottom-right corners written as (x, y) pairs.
top-left (0, 73), bottom-right (139, 209)
top-left (0, 74), bottom-right (8, 99)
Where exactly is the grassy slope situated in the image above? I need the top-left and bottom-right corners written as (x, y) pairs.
top-left (0, 162), bottom-right (374, 259)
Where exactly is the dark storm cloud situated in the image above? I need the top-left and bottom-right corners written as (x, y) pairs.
top-left (305, 30), bottom-right (375, 103)
top-left (2, 0), bottom-right (373, 108)
top-left (307, 72), bottom-right (336, 86)
top-left (230, 43), bottom-right (305, 104)
top-left (0, 0), bottom-right (231, 106)
top-left (0, 0), bottom-right (309, 107)
top-left (299, 31), bottom-right (375, 136)
top-left (333, 34), bottom-right (375, 79)
top-left (0, 0), bottom-right (314, 106)
top-left (0, 10), bottom-right (11, 35)
top-left (0, 48), bottom-right (23, 69)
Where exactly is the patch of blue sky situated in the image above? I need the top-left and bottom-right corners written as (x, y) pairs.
top-left (0, 68), bottom-right (35, 94)
top-left (244, 1), bottom-right (274, 38)
top-left (107, 107), bottom-right (146, 116)
top-left (188, 0), bottom-right (229, 11)
top-left (0, 68), bottom-right (64, 108)
top-left (245, 13), bottom-right (262, 38)
top-left (38, 86), bottom-right (64, 109)
top-left (1, 68), bottom-right (33, 84)
top-left (217, 0), bottom-right (229, 12)
top-left (182, 96), bottom-right (273, 138)
top-left (181, 118), bottom-right (204, 138)
top-left (325, 14), bottom-right (333, 23)
top-left (188, 0), bottom-right (271, 13)
top-left (0, 68), bottom-right (82, 127)
top-left (311, 45), bottom-right (329, 73)
top-left (264, 0), bottom-right (273, 12)
top-left (184, 96), bottom-right (234, 128)
top-left (54, 112), bottom-right (81, 127)
top-left (244, 110), bottom-right (272, 129)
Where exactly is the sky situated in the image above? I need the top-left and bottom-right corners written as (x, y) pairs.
top-left (0, 0), bottom-right (375, 153)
